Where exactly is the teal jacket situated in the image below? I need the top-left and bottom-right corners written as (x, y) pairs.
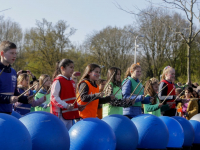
top-left (144, 95), bottom-right (170, 117)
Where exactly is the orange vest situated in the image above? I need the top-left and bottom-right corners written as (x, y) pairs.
top-left (77, 80), bottom-right (99, 119)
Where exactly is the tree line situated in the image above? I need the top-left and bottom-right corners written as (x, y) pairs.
top-left (1, 2), bottom-right (200, 84)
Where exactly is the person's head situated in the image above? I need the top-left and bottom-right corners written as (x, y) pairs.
top-left (185, 87), bottom-right (193, 98)
top-left (53, 59), bottom-right (74, 79)
top-left (175, 88), bottom-right (182, 96)
top-left (39, 74), bottom-right (51, 90)
top-left (0, 41), bottom-right (17, 65)
top-left (161, 66), bottom-right (175, 82)
top-left (193, 90), bottom-right (199, 98)
top-left (79, 64), bottom-right (101, 84)
top-left (107, 67), bottom-right (121, 87)
top-left (177, 82), bottom-right (182, 87)
top-left (17, 73), bottom-right (29, 88)
top-left (125, 64), bottom-right (141, 79)
top-left (97, 79), bottom-right (107, 92)
top-left (144, 78), bottom-right (159, 104)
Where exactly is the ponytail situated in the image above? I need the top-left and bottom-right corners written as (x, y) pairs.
top-left (125, 64), bottom-right (141, 78)
top-left (125, 67), bottom-right (131, 78)
top-left (52, 61), bottom-right (61, 79)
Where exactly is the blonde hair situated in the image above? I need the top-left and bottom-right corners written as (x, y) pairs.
top-left (17, 73), bottom-right (29, 86)
top-left (125, 64), bottom-right (141, 78)
top-left (39, 74), bottom-right (50, 90)
top-left (161, 66), bottom-right (174, 80)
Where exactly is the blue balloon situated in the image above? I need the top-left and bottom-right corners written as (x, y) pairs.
top-left (160, 116), bottom-right (184, 148)
top-left (102, 114), bottom-right (138, 150)
top-left (69, 118), bottom-right (116, 150)
top-left (131, 114), bottom-right (169, 149)
top-left (189, 120), bottom-right (200, 144)
top-left (172, 116), bottom-right (194, 146)
top-left (20, 111), bottom-right (70, 150)
top-left (11, 111), bottom-right (21, 119)
top-left (0, 113), bottom-right (32, 150)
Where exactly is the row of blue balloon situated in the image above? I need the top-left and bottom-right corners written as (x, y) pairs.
top-left (2, 111), bottom-right (200, 150)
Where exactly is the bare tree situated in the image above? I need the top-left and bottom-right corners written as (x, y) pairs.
top-left (116, 0), bottom-right (200, 85)
top-left (85, 26), bottom-right (135, 78)
top-left (136, 8), bottom-right (189, 79)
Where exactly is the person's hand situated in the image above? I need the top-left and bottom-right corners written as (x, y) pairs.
top-left (125, 98), bottom-right (130, 104)
top-left (150, 97), bottom-right (154, 103)
top-left (17, 70), bottom-right (22, 76)
top-left (141, 95), bottom-right (145, 101)
top-left (167, 102), bottom-right (174, 108)
top-left (27, 70), bottom-right (35, 78)
top-left (158, 103), bottom-right (163, 108)
top-left (26, 70), bottom-right (31, 75)
top-left (26, 70), bottom-right (32, 76)
top-left (24, 91), bottom-right (30, 96)
top-left (78, 105), bottom-right (85, 112)
top-left (47, 103), bottom-right (51, 107)
top-left (99, 92), bottom-right (105, 97)
top-left (47, 89), bottom-right (51, 94)
top-left (10, 96), bottom-right (18, 104)
top-left (110, 95), bottom-right (115, 100)
top-left (185, 112), bottom-right (189, 117)
top-left (28, 95), bottom-right (34, 104)
top-left (66, 104), bottom-right (74, 110)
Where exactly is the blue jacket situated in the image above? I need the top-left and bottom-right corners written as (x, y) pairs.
top-left (0, 67), bottom-right (17, 113)
top-left (0, 63), bottom-right (28, 113)
top-left (122, 77), bottom-right (150, 117)
top-left (14, 88), bottom-right (33, 115)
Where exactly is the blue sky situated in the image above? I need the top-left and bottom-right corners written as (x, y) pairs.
top-left (0, 0), bottom-right (199, 44)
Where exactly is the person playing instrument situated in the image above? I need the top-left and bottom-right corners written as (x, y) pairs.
top-left (122, 64), bottom-right (151, 119)
top-left (0, 41), bottom-right (35, 114)
top-left (51, 59), bottom-right (82, 130)
top-left (158, 66), bottom-right (182, 116)
top-left (144, 78), bottom-right (171, 117)
top-left (103, 67), bottom-right (137, 118)
top-left (14, 73), bottom-right (46, 116)
top-left (34, 74), bottom-right (51, 112)
top-left (77, 64), bottom-right (115, 119)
